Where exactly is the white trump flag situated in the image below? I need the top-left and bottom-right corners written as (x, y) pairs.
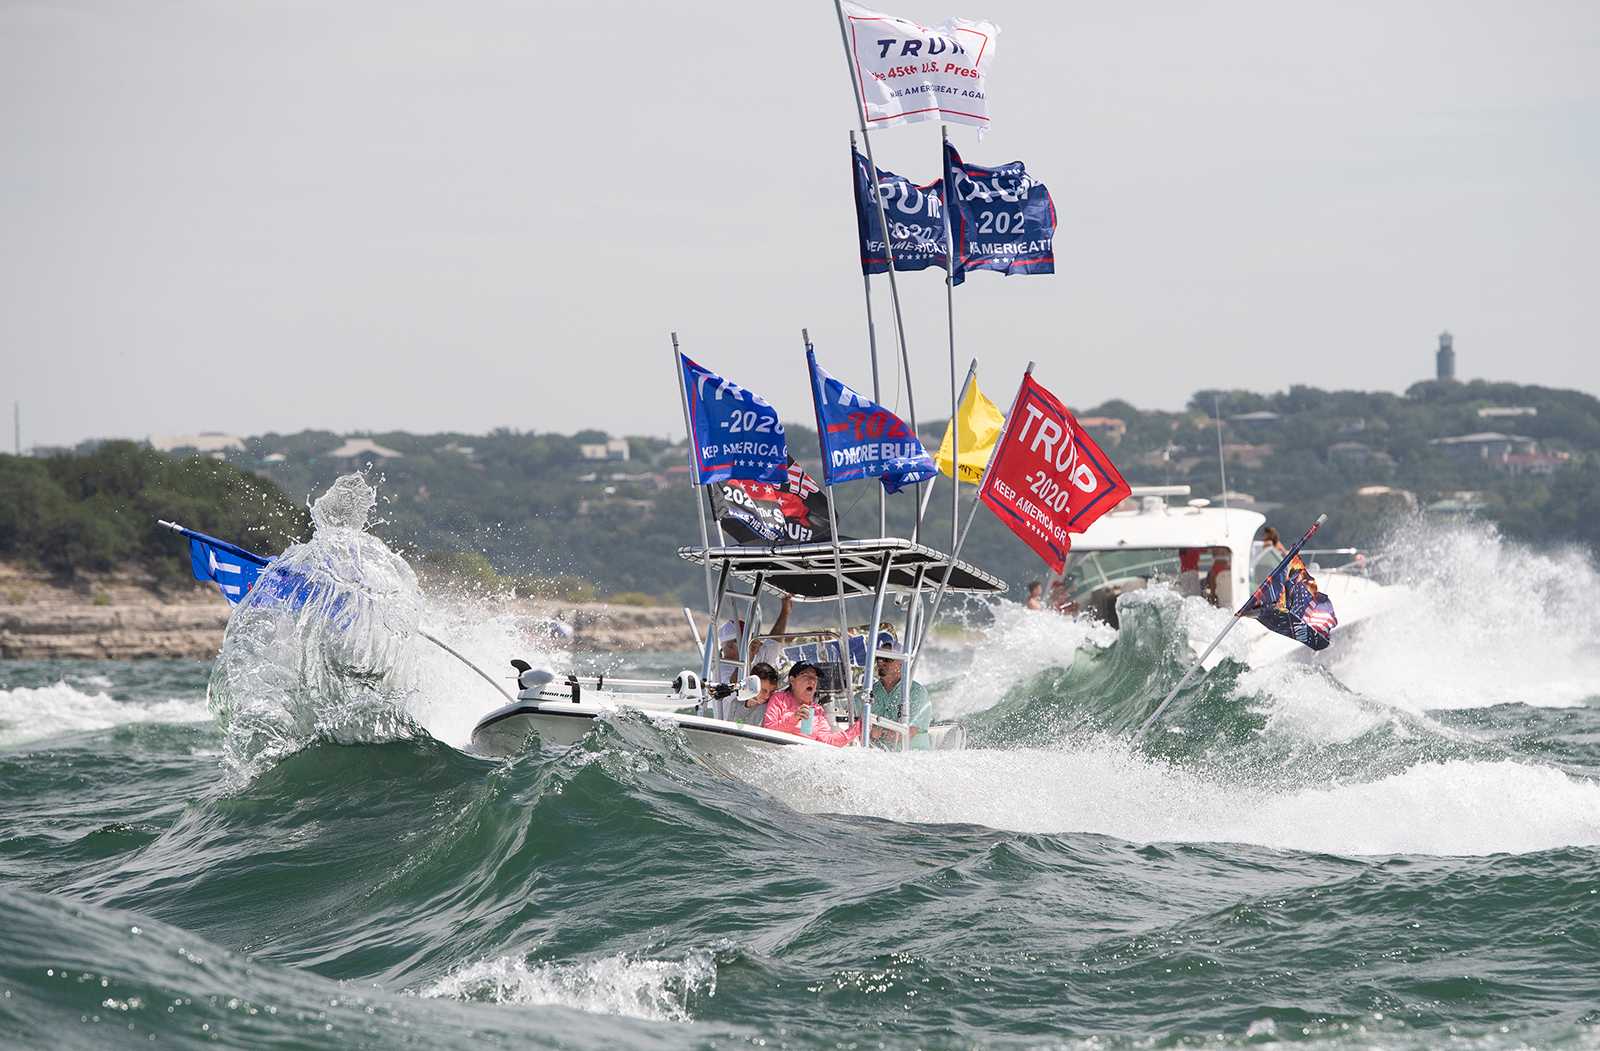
top-left (840, 1), bottom-right (999, 134)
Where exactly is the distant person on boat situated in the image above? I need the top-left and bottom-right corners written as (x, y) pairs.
top-left (762, 662), bottom-right (861, 746)
top-left (731, 662), bottom-right (780, 727)
top-left (1252, 526), bottom-right (1287, 584)
top-left (861, 639), bottom-right (932, 750)
top-left (1204, 546), bottom-right (1233, 608)
top-left (1048, 579), bottom-right (1077, 614)
top-left (717, 595), bottom-right (794, 681)
top-left (1024, 581), bottom-right (1044, 610)
top-left (1177, 548), bottom-right (1204, 597)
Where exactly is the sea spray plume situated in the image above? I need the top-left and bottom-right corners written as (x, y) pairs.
top-left (1331, 517), bottom-right (1600, 710)
top-left (207, 474), bottom-right (425, 773)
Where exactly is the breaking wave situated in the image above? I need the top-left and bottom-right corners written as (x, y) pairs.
top-left (419, 950), bottom-right (719, 1022)
top-left (747, 744), bottom-right (1600, 856)
top-left (0, 681), bottom-right (210, 748)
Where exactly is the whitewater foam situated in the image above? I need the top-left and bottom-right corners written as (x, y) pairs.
top-left (1329, 520), bottom-right (1600, 710)
top-left (924, 602), bottom-right (1117, 719)
top-left (419, 950), bottom-right (717, 1023)
top-left (0, 682), bottom-right (211, 748)
top-left (751, 745), bottom-right (1600, 857)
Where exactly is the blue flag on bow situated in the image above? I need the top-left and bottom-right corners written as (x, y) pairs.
top-left (852, 149), bottom-right (948, 276)
top-left (942, 141), bottom-right (1056, 287)
top-left (679, 353), bottom-right (789, 487)
top-left (179, 526), bottom-right (271, 604)
top-left (1240, 524), bottom-right (1339, 651)
top-left (807, 349), bottom-right (937, 494)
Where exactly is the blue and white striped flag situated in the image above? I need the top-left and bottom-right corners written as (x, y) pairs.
top-left (174, 526), bottom-right (271, 604)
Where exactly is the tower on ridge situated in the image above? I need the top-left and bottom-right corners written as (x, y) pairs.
top-left (1436, 331), bottom-right (1456, 382)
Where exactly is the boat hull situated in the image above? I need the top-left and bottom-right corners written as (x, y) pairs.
top-left (469, 700), bottom-right (832, 761)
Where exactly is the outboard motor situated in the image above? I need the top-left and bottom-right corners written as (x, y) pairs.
top-left (510, 659), bottom-right (557, 699)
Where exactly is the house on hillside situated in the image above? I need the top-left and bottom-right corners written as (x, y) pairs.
top-left (1476, 406), bottom-right (1538, 420)
top-left (1210, 490), bottom-right (1281, 513)
top-left (1220, 443), bottom-right (1273, 468)
top-left (324, 437), bottom-right (403, 461)
top-left (1327, 441), bottom-right (1395, 469)
top-left (1229, 410), bottom-right (1280, 426)
top-left (579, 437), bottom-right (631, 462)
top-left (149, 433), bottom-right (245, 459)
top-left (1077, 417), bottom-right (1127, 447)
top-left (1429, 432), bottom-right (1538, 470)
top-left (1501, 450), bottom-right (1571, 477)
top-left (1353, 485), bottom-right (1417, 511)
top-left (1427, 490), bottom-right (1486, 515)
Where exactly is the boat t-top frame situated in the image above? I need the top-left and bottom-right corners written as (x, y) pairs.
top-left (680, 537), bottom-right (1006, 734)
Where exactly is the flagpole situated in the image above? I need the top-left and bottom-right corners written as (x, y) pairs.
top-left (941, 126), bottom-right (961, 565)
top-left (909, 360), bottom-right (1033, 668)
top-left (806, 327), bottom-right (857, 717)
top-left (831, 0), bottom-right (920, 541)
top-left (851, 131), bottom-right (888, 539)
top-left (1137, 514), bottom-right (1328, 736)
top-left (671, 332), bottom-right (717, 614)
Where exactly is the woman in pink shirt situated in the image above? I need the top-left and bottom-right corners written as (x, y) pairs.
top-left (762, 662), bottom-right (860, 747)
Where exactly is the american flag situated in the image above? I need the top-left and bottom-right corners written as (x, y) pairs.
top-left (787, 459), bottom-right (820, 497)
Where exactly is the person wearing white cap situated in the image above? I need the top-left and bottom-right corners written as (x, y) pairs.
top-left (857, 632), bottom-right (933, 749)
top-left (717, 595), bottom-right (793, 682)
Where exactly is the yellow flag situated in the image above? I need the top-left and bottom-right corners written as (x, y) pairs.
top-left (935, 379), bottom-right (1006, 485)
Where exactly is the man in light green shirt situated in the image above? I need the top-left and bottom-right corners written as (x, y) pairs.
top-left (859, 645), bottom-right (933, 750)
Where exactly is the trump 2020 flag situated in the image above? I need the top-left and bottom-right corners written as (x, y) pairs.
top-left (853, 149), bottom-right (948, 275)
top-left (942, 141), bottom-right (1055, 286)
top-left (1241, 524), bottom-right (1339, 651)
top-left (679, 353), bottom-right (790, 487)
top-left (840, 2), bottom-right (999, 134)
top-left (710, 457), bottom-right (834, 545)
top-left (977, 371), bottom-right (1130, 573)
top-left (184, 528), bottom-right (271, 604)
top-left (808, 349), bottom-right (937, 493)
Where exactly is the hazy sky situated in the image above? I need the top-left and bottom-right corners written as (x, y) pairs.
top-left (3, 0), bottom-right (1597, 450)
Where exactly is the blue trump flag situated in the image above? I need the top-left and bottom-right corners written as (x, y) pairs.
top-left (178, 526), bottom-right (270, 604)
top-left (852, 149), bottom-right (948, 275)
top-left (807, 349), bottom-right (937, 494)
top-left (679, 353), bottom-right (789, 486)
top-left (942, 141), bottom-right (1056, 287)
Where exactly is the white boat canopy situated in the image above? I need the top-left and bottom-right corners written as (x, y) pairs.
top-left (1068, 493), bottom-right (1265, 557)
top-left (678, 538), bottom-right (1007, 601)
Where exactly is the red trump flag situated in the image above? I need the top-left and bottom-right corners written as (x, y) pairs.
top-left (977, 372), bottom-right (1131, 573)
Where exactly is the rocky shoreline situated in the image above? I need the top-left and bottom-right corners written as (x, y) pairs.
top-left (0, 563), bottom-right (697, 661)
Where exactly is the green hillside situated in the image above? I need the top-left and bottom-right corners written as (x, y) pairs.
top-left (11, 378), bottom-right (1598, 603)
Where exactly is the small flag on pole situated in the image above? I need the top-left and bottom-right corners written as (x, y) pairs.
top-left (170, 524), bottom-right (271, 604)
top-left (1241, 533), bottom-right (1339, 651)
top-left (934, 376), bottom-right (1005, 484)
top-left (808, 348), bottom-right (936, 493)
top-left (976, 371), bottom-right (1130, 573)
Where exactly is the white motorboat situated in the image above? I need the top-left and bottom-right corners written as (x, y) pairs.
top-left (468, 537), bottom-right (1007, 760)
top-left (1063, 486), bottom-right (1404, 669)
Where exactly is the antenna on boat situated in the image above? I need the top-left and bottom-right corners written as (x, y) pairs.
top-left (1213, 395), bottom-right (1230, 515)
